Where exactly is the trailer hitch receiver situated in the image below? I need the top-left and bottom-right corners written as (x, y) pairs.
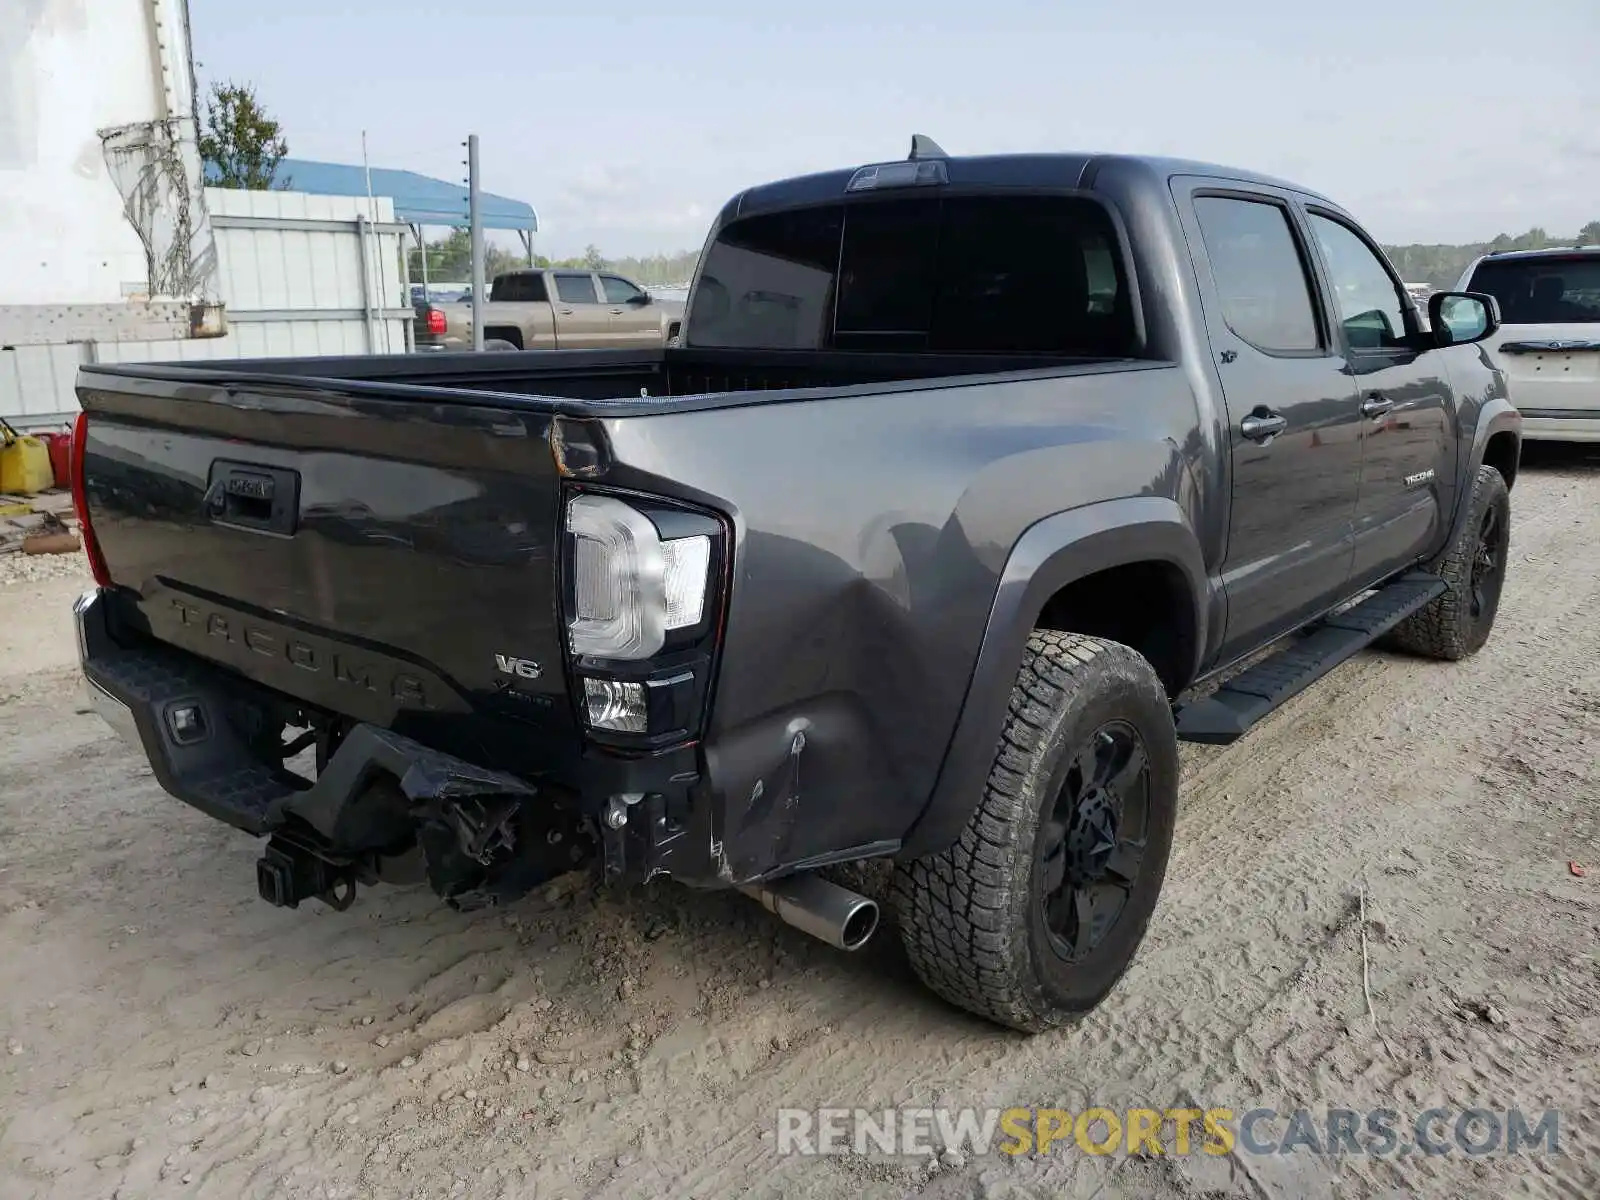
top-left (256, 835), bottom-right (359, 911)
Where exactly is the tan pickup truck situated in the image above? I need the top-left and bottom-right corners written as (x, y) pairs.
top-left (415, 269), bottom-right (684, 351)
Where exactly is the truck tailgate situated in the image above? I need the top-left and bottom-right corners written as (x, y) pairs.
top-left (76, 371), bottom-right (576, 752)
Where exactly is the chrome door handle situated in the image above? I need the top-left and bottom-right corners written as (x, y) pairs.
top-left (1240, 410), bottom-right (1288, 443)
top-left (558, 308), bottom-right (574, 315)
top-left (1361, 394), bottom-right (1395, 419)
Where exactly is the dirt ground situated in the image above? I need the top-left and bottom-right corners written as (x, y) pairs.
top-left (1, 451), bottom-right (1597, 1200)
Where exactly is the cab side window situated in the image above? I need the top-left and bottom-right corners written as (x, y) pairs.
top-left (601, 275), bottom-right (646, 304)
top-left (553, 273), bottom-right (600, 304)
top-left (1194, 196), bottom-right (1322, 354)
top-left (1308, 214), bottom-right (1410, 351)
top-left (491, 274), bottom-right (547, 302)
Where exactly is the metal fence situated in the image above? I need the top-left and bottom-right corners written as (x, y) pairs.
top-left (1, 187), bottom-right (412, 431)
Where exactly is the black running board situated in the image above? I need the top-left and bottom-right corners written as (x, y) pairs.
top-left (1175, 573), bottom-right (1447, 745)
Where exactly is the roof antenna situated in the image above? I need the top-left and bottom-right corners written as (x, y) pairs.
top-left (908, 134), bottom-right (947, 161)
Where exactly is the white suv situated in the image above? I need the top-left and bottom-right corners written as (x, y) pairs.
top-left (1456, 247), bottom-right (1600, 442)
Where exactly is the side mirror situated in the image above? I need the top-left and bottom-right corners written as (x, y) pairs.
top-left (1428, 290), bottom-right (1501, 347)
top-left (627, 292), bottom-right (652, 306)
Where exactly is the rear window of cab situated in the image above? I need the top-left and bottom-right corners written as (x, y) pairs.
top-left (685, 194), bottom-right (1138, 357)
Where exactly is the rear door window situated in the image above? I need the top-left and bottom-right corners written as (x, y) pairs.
top-left (686, 194), bottom-right (1137, 356)
top-left (1464, 256), bottom-right (1600, 325)
top-left (1192, 196), bottom-right (1322, 354)
top-left (491, 273), bottom-right (547, 302)
top-left (553, 273), bottom-right (600, 304)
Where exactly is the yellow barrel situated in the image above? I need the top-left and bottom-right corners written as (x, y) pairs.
top-left (0, 420), bottom-right (55, 495)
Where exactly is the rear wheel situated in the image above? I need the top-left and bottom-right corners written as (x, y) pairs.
top-left (1388, 464), bottom-right (1511, 660)
top-left (893, 632), bottom-right (1178, 1032)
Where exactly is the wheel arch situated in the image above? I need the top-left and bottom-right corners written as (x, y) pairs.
top-left (1482, 427), bottom-right (1520, 490)
top-left (483, 325), bottom-right (525, 350)
top-left (1446, 399), bottom-right (1521, 553)
top-left (900, 496), bottom-right (1206, 857)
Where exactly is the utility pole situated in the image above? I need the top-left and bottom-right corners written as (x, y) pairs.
top-left (467, 133), bottom-right (484, 351)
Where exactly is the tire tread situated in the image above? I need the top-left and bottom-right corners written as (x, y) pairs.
top-left (894, 631), bottom-right (1167, 1031)
top-left (1388, 464), bottom-right (1510, 661)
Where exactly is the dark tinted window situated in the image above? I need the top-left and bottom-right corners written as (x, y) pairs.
top-left (490, 273), bottom-right (547, 302)
top-left (600, 275), bottom-right (646, 304)
top-left (1194, 197), bottom-right (1321, 353)
top-left (1465, 255), bottom-right (1600, 324)
top-left (833, 199), bottom-right (942, 342)
top-left (685, 195), bottom-right (1137, 356)
top-left (933, 196), bottom-right (1131, 353)
top-left (1309, 214), bottom-right (1409, 351)
top-left (553, 273), bottom-right (598, 304)
top-left (684, 207), bottom-right (840, 350)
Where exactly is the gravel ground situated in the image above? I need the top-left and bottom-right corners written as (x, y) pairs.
top-left (1, 454), bottom-right (1597, 1200)
top-left (0, 547), bottom-right (88, 588)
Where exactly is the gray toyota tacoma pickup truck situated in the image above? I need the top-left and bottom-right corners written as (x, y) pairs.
top-left (70, 140), bottom-right (1520, 1031)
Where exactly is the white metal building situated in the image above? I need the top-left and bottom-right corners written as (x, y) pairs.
top-left (3, 187), bottom-right (411, 430)
top-left (96, 189), bottom-right (412, 365)
top-left (2, 0), bottom-right (222, 431)
top-left (1, 2), bottom-right (537, 432)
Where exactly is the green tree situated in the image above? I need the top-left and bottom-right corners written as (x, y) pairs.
top-left (408, 231), bottom-right (537, 283)
top-left (1382, 221), bottom-right (1600, 292)
top-left (408, 229), bottom-right (470, 280)
top-left (198, 81), bottom-right (289, 190)
top-left (485, 244), bottom-right (530, 278)
top-left (588, 249), bottom-right (700, 286)
top-left (408, 239), bottom-right (706, 289)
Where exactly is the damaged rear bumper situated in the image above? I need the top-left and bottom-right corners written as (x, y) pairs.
top-left (75, 589), bottom-right (532, 838)
top-left (73, 588), bottom-right (727, 901)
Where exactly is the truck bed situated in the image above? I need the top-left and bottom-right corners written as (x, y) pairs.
top-left (86, 346), bottom-right (1138, 412)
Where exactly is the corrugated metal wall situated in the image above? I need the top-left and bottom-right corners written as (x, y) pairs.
top-left (3, 188), bottom-right (411, 429)
top-left (0, 345), bottom-right (91, 431)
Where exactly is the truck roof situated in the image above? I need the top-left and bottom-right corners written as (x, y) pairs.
top-left (1479, 245), bottom-right (1600, 262)
top-left (723, 152), bottom-right (1338, 222)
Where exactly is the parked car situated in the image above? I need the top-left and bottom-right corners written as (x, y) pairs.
top-left (71, 143), bottom-right (1518, 1032)
top-left (1454, 246), bottom-right (1600, 442)
top-left (414, 268), bottom-right (684, 351)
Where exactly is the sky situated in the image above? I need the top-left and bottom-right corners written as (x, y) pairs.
top-left (190, 0), bottom-right (1600, 260)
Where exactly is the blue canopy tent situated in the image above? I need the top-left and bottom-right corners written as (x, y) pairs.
top-left (268, 158), bottom-right (538, 236)
top-left (207, 157), bottom-right (540, 301)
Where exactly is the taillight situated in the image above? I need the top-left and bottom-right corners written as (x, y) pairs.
top-left (426, 307), bottom-right (447, 335)
top-left (561, 489), bottom-right (727, 745)
top-left (70, 410), bottom-right (112, 587)
top-left (566, 494), bottom-right (713, 661)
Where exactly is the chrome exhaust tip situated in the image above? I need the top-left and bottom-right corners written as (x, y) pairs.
top-left (738, 872), bottom-right (880, 951)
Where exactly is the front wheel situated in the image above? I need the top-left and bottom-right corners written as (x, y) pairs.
top-left (893, 632), bottom-right (1178, 1032)
top-left (1388, 464), bottom-right (1511, 661)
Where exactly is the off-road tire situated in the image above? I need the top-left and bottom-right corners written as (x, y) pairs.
top-left (1387, 465), bottom-right (1511, 661)
top-left (893, 632), bottom-right (1178, 1032)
